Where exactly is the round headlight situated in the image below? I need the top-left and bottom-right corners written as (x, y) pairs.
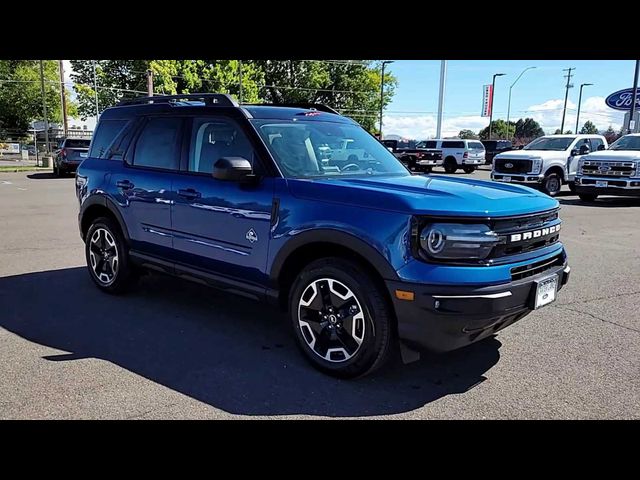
top-left (424, 227), bottom-right (445, 254)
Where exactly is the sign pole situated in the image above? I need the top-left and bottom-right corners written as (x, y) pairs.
top-left (627, 60), bottom-right (639, 134)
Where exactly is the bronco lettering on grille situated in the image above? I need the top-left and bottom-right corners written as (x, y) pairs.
top-left (510, 224), bottom-right (561, 243)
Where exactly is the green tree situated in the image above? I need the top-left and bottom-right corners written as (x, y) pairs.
top-left (458, 129), bottom-right (478, 139)
top-left (0, 60), bottom-right (77, 139)
top-left (602, 125), bottom-right (619, 144)
top-left (554, 128), bottom-right (573, 134)
top-left (579, 120), bottom-right (598, 134)
top-left (478, 119), bottom-right (515, 140)
top-left (70, 60), bottom-right (396, 133)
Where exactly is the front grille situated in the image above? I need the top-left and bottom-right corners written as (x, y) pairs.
top-left (495, 158), bottom-right (532, 174)
top-left (580, 160), bottom-right (636, 177)
top-left (511, 254), bottom-right (564, 281)
top-left (490, 209), bottom-right (561, 258)
top-left (580, 178), bottom-right (629, 187)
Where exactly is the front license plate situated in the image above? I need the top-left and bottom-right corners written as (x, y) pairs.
top-left (596, 180), bottom-right (607, 187)
top-left (534, 275), bottom-right (558, 309)
top-left (503, 176), bottom-right (512, 182)
top-left (80, 153), bottom-right (88, 158)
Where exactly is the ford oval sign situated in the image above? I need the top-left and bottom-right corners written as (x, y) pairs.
top-left (605, 88), bottom-right (640, 111)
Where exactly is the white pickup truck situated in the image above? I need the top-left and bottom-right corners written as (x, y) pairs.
top-left (491, 134), bottom-right (608, 196)
top-left (575, 133), bottom-right (640, 202)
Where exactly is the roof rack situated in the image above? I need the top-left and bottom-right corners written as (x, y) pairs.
top-left (246, 103), bottom-right (340, 115)
top-left (117, 93), bottom-right (238, 107)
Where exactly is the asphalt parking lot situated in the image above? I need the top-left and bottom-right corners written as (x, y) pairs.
top-left (1, 168), bottom-right (639, 419)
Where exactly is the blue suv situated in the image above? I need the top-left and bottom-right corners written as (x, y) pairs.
top-left (76, 94), bottom-right (570, 378)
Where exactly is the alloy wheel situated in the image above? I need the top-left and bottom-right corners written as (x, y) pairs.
top-left (88, 228), bottom-right (119, 285)
top-left (297, 278), bottom-right (366, 363)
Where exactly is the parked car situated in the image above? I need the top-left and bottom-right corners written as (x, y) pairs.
top-left (481, 139), bottom-right (514, 164)
top-left (491, 134), bottom-right (607, 196)
top-left (424, 139), bottom-right (485, 173)
top-left (575, 133), bottom-right (640, 201)
top-left (381, 139), bottom-right (443, 172)
top-left (54, 138), bottom-right (92, 176)
top-left (76, 93), bottom-right (570, 378)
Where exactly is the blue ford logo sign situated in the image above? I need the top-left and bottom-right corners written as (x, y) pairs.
top-left (605, 88), bottom-right (640, 111)
top-left (505, 162), bottom-right (513, 168)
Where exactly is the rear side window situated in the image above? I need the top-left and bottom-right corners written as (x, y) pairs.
top-left (441, 141), bottom-right (465, 149)
top-left (132, 117), bottom-right (182, 170)
top-left (590, 138), bottom-right (604, 151)
top-left (423, 141), bottom-right (437, 148)
top-left (90, 119), bottom-right (127, 159)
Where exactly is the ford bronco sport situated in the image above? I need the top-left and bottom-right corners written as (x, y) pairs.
top-left (76, 94), bottom-right (570, 378)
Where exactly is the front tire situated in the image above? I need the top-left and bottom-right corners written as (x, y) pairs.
top-left (85, 216), bottom-right (137, 294)
top-left (578, 193), bottom-right (598, 202)
top-left (289, 257), bottom-right (393, 378)
top-left (541, 173), bottom-right (562, 197)
top-left (463, 166), bottom-right (476, 174)
top-left (444, 157), bottom-right (458, 174)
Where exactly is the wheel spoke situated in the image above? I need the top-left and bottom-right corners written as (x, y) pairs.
top-left (335, 328), bottom-right (359, 355)
top-left (318, 279), bottom-right (333, 308)
top-left (313, 328), bottom-right (331, 358)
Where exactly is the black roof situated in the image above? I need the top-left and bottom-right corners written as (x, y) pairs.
top-left (100, 93), bottom-right (354, 124)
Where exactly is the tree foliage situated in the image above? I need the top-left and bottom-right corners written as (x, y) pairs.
top-left (514, 118), bottom-right (545, 140)
top-left (602, 125), bottom-right (619, 144)
top-left (478, 119), bottom-right (515, 140)
top-left (0, 60), bottom-right (77, 140)
top-left (458, 129), bottom-right (478, 139)
top-left (69, 60), bottom-right (396, 133)
top-left (579, 120), bottom-right (598, 134)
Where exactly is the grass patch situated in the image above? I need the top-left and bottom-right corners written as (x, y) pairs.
top-left (0, 166), bottom-right (51, 173)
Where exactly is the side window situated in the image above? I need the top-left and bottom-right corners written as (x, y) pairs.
top-left (90, 119), bottom-right (128, 159)
top-left (424, 141), bottom-right (437, 149)
top-left (441, 141), bottom-right (464, 149)
top-left (188, 118), bottom-right (257, 174)
top-left (591, 138), bottom-right (603, 151)
top-left (132, 117), bottom-right (182, 170)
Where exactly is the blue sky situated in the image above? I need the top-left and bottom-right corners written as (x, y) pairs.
top-left (64, 60), bottom-right (636, 137)
top-left (383, 60), bottom-right (636, 139)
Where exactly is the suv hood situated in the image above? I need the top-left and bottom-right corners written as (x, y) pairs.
top-left (287, 174), bottom-right (558, 217)
top-left (582, 150), bottom-right (640, 161)
top-left (495, 149), bottom-right (567, 160)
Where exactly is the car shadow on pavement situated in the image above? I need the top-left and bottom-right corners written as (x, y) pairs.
top-left (0, 267), bottom-right (501, 417)
top-left (26, 172), bottom-right (64, 180)
top-left (558, 197), bottom-right (640, 208)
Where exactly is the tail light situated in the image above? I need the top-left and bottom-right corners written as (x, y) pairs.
top-left (60, 148), bottom-right (67, 158)
top-left (463, 152), bottom-right (469, 159)
top-left (416, 152), bottom-right (424, 159)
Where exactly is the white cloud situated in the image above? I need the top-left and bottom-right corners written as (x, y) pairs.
top-left (383, 96), bottom-right (626, 139)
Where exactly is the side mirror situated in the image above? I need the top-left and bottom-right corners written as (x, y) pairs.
top-left (213, 156), bottom-right (254, 182)
top-left (579, 144), bottom-right (591, 155)
top-left (570, 148), bottom-right (579, 157)
top-left (387, 147), bottom-right (394, 152)
top-left (598, 144), bottom-right (605, 151)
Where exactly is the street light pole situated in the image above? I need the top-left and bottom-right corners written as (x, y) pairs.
top-left (575, 83), bottom-right (593, 134)
top-left (92, 60), bottom-right (99, 119)
top-left (38, 60), bottom-right (50, 154)
top-left (506, 66), bottom-right (536, 140)
top-left (488, 73), bottom-right (505, 140)
top-left (238, 60), bottom-right (243, 104)
top-left (627, 60), bottom-right (639, 134)
top-left (58, 60), bottom-right (68, 137)
top-left (436, 60), bottom-right (447, 139)
top-left (379, 60), bottom-right (394, 139)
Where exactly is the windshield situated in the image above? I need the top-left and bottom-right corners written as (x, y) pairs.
top-left (467, 141), bottom-right (484, 150)
top-left (609, 135), bottom-right (640, 151)
top-left (524, 137), bottom-right (575, 151)
top-left (251, 120), bottom-right (409, 178)
top-left (65, 139), bottom-right (91, 148)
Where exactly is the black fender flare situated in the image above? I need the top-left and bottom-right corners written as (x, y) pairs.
top-left (269, 229), bottom-right (400, 284)
top-left (80, 194), bottom-right (131, 244)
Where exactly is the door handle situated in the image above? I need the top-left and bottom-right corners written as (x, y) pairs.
top-left (116, 180), bottom-right (134, 190)
top-left (177, 188), bottom-right (202, 200)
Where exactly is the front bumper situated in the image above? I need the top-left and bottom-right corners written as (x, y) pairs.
top-left (492, 172), bottom-right (544, 184)
top-left (386, 260), bottom-right (570, 353)
top-left (576, 176), bottom-right (640, 196)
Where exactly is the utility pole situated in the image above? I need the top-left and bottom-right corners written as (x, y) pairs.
top-left (575, 83), bottom-right (593, 134)
top-left (92, 60), bottom-right (99, 118)
top-left (238, 60), bottom-right (243, 104)
top-left (147, 69), bottom-right (154, 97)
top-left (560, 67), bottom-right (575, 134)
top-left (39, 60), bottom-right (50, 154)
top-left (58, 60), bottom-right (68, 137)
top-left (627, 60), bottom-right (639, 134)
top-left (488, 73), bottom-right (505, 139)
top-left (379, 60), bottom-right (394, 139)
top-left (436, 60), bottom-right (447, 139)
